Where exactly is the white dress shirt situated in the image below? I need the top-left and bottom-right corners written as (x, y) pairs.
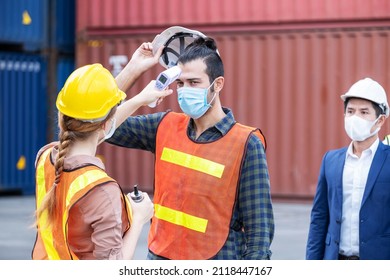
top-left (340, 138), bottom-right (379, 256)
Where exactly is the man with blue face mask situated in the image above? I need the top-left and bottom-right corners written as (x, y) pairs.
top-left (306, 77), bottom-right (390, 260)
top-left (107, 27), bottom-right (274, 260)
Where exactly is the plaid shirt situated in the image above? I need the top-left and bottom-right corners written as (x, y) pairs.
top-left (107, 108), bottom-right (274, 259)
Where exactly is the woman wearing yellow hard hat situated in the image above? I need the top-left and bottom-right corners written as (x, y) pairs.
top-left (32, 43), bottom-right (172, 260)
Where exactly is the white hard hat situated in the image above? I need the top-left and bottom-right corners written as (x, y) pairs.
top-left (152, 26), bottom-right (209, 69)
top-left (340, 77), bottom-right (389, 117)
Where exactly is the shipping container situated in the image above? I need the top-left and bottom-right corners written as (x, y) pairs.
top-left (0, 52), bottom-right (47, 195)
top-left (0, 0), bottom-right (75, 52)
top-left (75, 0), bottom-right (390, 198)
top-left (0, 53), bottom-right (75, 195)
top-left (76, 26), bottom-right (390, 198)
top-left (50, 56), bottom-right (76, 141)
top-left (57, 57), bottom-right (75, 95)
top-left (76, 0), bottom-right (390, 34)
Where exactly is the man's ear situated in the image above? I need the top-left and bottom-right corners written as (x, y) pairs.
top-left (378, 115), bottom-right (387, 126)
top-left (213, 76), bottom-right (224, 93)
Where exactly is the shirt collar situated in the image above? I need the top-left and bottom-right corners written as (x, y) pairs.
top-left (215, 107), bottom-right (236, 135)
top-left (188, 107), bottom-right (236, 136)
top-left (346, 138), bottom-right (380, 158)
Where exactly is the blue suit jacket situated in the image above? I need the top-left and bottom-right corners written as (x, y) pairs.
top-left (306, 141), bottom-right (390, 260)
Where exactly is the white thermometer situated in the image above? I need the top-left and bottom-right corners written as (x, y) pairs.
top-left (148, 65), bottom-right (181, 108)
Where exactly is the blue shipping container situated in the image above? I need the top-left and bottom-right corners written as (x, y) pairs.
top-left (57, 57), bottom-right (75, 94)
top-left (0, 52), bottom-right (47, 195)
top-left (51, 57), bottom-right (75, 140)
top-left (0, 0), bottom-right (75, 52)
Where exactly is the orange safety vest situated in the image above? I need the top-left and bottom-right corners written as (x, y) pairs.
top-left (148, 112), bottom-right (266, 259)
top-left (32, 147), bottom-right (133, 260)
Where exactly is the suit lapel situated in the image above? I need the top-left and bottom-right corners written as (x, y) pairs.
top-left (361, 143), bottom-right (388, 206)
top-left (334, 149), bottom-right (347, 208)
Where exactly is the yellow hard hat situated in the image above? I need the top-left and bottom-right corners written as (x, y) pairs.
top-left (56, 63), bottom-right (126, 121)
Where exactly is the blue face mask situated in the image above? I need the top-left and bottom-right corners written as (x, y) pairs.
top-left (177, 81), bottom-right (216, 119)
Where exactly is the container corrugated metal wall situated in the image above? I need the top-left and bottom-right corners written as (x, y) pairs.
top-left (53, 0), bottom-right (76, 52)
top-left (57, 57), bottom-right (75, 96)
top-left (76, 0), bottom-right (390, 33)
top-left (51, 57), bottom-right (76, 140)
top-left (0, 0), bottom-right (75, 52)
top-left (0, 0), bottom-right (48, 49)
top-left (75, 0), bottom-right (390, 198)
top-left (215, 28), bottom-right (390, 197)
top-left (76, 27), bottom-right (390, 198)
top-left (0, 53), bottom-right (47, 195)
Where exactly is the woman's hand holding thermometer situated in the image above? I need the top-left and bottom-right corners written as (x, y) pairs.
top-left (148, 66), bottom-right (181, 108)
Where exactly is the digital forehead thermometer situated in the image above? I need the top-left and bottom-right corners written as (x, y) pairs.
top-left (148, 65), bottom-right (181, 108)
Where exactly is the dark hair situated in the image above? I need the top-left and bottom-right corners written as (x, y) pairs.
top-left (177, 37), bottom-right (224, 84)
top-left (344, 98), bottom-right (383, 117)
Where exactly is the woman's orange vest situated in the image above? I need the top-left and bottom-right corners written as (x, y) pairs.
top-left (148, 112), bottom-right (266, 259)
top-left (32, 147), bottom-right (132, 260)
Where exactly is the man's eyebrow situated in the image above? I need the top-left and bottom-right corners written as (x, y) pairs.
top-left (177, 77), bottom-right (201, 82)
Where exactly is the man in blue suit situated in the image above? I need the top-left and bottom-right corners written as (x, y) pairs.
top-left (306, 77), bottom-right (390, 260)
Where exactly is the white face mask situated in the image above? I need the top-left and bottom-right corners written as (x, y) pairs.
top-left (344, 115), bottom-right (381, 141)
top-left (98, 118), bottom-right (116, 145)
